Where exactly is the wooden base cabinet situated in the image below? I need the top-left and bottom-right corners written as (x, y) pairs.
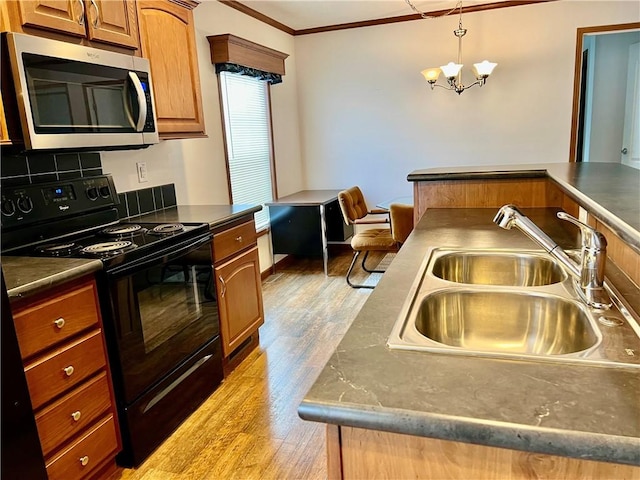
top-left (11, 276), bottom-right (121, 480)
top-left (328, 425), bottom-right (640, 480)
top-left (212, 218), bottom-right (265, 362)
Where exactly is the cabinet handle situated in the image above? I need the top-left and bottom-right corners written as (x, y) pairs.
top-left (71, 411), bottom-right (82, 422)
top-left (76, 0), bottom-right (85, 26)
top-left (79, 456), bottom-right (89, 467)
top-left (54, 317), bottom-right (65, 329)
top-left (89, 0), bottom-right (100, 27)
top-left (63, 366), bottom-right (75, 377)
top-left (218, 275), bottom-right (226, 297)
top-left (235, 236), bottom-right (243, 242)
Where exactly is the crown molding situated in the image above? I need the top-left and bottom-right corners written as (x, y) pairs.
top-left (218, 0), bottom-right (555, 37)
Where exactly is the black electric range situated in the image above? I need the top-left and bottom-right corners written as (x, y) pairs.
top-left (1, 175), bottom-right (223, 467)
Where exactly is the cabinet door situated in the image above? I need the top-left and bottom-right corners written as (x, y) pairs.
top-left (17, 0), bottom-right (87, 37)
top-left (136, 0), bottom-right (205, 138)
top-left (0, 95), bottom-right (10, 146)
top-left (85, 0), bottom-right (139, 49)
top-left (215, 246), bottom-right (264, 357)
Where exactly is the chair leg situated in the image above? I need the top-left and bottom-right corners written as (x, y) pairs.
top-left (360, 251), bottom-right (385, 274)
top-left (346, 251), bottom-right (375, 289)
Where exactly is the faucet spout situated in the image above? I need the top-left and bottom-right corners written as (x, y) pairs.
top-left (493, 205), bottom-right (610, 309)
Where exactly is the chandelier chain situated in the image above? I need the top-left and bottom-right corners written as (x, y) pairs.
top-left (404, 0), bottom-right (462, 20)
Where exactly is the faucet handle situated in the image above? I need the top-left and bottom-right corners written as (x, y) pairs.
top-left (557, 212), bottom-right (607, 251)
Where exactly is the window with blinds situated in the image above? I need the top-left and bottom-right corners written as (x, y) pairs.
top-left (219, 71), bottom-right (275, 230)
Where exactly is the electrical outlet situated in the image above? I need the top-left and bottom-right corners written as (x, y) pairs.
top-left (137, 162), bottom-right (148, 183)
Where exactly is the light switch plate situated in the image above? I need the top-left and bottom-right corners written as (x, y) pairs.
top-left (137, 162), bottom-right (148, 183)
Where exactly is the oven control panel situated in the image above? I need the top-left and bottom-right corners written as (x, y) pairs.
top-left (1, 175), bottom-right (119, 228)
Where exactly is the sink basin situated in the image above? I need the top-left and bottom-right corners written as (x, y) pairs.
top-left (387, 247), bottom-right (640, 367)
top-left (414, 290), bottom-right (598, 355)
top-left (430, 250), bottom-right (566, 286)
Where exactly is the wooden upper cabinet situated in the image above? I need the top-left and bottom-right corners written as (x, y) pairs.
top-left (6, 0), bottom-right (139, 50)
top-left (85, 0), bottom-right (139, 49)
top-left (0, 95), bottom-right (10, 146)
top-left (17, 0), bottom-right (87, 38)
top-left (136, 0), bottom-right (206, 139)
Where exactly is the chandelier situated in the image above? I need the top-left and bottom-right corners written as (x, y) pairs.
top-left (409, 0), bottom-right (497, 95)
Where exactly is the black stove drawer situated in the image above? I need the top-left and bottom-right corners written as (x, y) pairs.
top-left (116, 337), bottom-right (223, 467)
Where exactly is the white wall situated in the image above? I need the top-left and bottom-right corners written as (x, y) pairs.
top-left (294, 1), bottom-right (640, 206)
top-left (590, 30), bottom-right (640, 163)
top-left (101, 1), bottom-right (304, 204)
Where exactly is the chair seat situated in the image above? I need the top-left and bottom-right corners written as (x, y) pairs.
top-left (351, 228), bottom-right (397, 251)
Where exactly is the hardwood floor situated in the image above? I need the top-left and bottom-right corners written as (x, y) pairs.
top-left (110, 251), bottom-right (384, 480)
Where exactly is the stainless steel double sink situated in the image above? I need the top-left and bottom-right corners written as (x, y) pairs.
top-left (387, 248), bottom-right (640, 367)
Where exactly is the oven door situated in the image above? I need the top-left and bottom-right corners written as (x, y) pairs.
top-left (104, 233), bottom-right (219, 404)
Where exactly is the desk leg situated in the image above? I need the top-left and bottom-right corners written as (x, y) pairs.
top-left (319, 204), bottom-right (329, 276)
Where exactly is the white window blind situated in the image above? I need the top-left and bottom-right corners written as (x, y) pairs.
top-left (219, 71), bottom-right (274, 230)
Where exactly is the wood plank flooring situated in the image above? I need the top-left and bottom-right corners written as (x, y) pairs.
top-left (109, 251), bottom-right (385, 480)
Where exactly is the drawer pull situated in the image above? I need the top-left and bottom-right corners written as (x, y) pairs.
top-left (54, 318), bottom-right (66, 329)
top-left (63, 366), bottom-right (75, 377)
top-left (235, 236), bottom-right (243, 242)
top-left (79, 456), bottom-right (89, 467)
top-left (71, 411), bottom-right (82, 422)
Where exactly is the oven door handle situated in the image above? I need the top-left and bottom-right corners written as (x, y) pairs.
top-left (107, 233), bottom-right (212, 277)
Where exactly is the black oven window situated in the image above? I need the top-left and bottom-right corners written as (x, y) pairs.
top-left (138, 264), bottom-right (214, 354)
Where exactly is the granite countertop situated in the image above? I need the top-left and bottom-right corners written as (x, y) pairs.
top-left (134, 204), bottom-right (261, 230)
top-left (407, 162), bottom-right (640, 252)
top-left (2, 256), bottom-right (103, 300)
top-left (298, 208), bottom-right (640, 466)
top-left (2, 204), bottom-right (261, 301)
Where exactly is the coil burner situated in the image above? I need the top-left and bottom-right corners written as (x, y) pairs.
top-left (101, 224), bottom-right (144, 237)
top-left (81, 241), bottom-right (135, 257)
top-left (36, 242), bottom-right (83, 257)
top-left (151, 223), bottom-right (185, 235)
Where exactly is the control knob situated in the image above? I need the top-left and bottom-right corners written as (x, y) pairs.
top-left (1, 198), bottom-right (16, 217)
top-left (99, 185), bottom-right (111, 198)
top-left (86, 187), bottom-right (99, 201)
top-left (16, 196), bottom-right (34, 214)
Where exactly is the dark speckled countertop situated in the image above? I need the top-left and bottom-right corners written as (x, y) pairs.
top-left (298, 208), bottom-right (640, 466)
top-left (2, 204), bottom-right (261, 300)
top-left (134, 204), bottom-right (261, 231)
top-left (407, 162), bottom-right (640, 251)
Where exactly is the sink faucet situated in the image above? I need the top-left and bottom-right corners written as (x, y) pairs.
top-left (493, 205), bottom-right (611, 309)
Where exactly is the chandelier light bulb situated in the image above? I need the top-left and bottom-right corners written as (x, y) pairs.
top-left (473, 60), bottom-right (498, 78)
top-left (421, 68), bottom-right (441, 83)
top-left (440, 62), bottom-right (463, 79)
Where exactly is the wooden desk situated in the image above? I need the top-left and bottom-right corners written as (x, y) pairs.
top-left (266, 190), bottom-right (354, 276)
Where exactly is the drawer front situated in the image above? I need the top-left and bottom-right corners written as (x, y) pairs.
top-left (45, 414), bottom-right (119, 480)
top-left (35, 372), bottom-right (112, 456)
top-left (13, 281), bottom-right (100, 359)
top-left (25, 330), bottom-right (107, 409)
top-left (213, 220), bottom-right (257, 262)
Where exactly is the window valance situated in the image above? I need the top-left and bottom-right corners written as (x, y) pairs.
top-left (207, 34), bottom-right (289, 84)
top-left (215, 63), bottom-right (282, 84)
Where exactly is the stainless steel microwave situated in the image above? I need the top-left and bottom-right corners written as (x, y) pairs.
top-left (3, 32), bottom-right (159, 151)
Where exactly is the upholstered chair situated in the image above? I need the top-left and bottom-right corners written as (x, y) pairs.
top-left (338, 187), bottom-right (414, 288)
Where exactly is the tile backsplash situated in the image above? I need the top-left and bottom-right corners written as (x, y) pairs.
top-left (0, 151), bottom-right (102, 186)
top-left (117, 184), bottom-right (177, 219)
top-left (1, 150), bottom-right (177, 220)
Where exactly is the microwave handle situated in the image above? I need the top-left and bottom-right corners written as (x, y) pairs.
top-left (128, 72), bottom-right (147, 132)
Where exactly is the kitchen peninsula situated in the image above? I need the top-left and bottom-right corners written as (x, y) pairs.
top-left (298, 163), bottom-right (640, 479)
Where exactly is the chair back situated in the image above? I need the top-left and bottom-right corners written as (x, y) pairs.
top-left (338, 186), bottom-right (369, 225)
top-left (390, 203), bottom-right (414, 244)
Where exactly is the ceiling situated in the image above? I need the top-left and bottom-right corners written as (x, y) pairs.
top-left (237, 0), bottom-right (514, 32)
